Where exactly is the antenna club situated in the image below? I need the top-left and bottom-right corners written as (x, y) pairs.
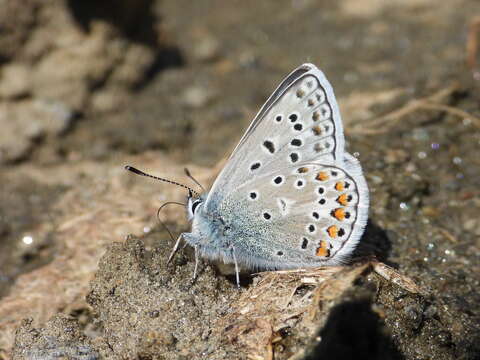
top-left (125, 165), bottom-right (143, 175)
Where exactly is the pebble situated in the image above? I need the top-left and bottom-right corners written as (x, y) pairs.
top-left (192, 35), bottom-right (221, 63)
top-left (0, 99), bottom-right (75, 163)
top-left (182, 86), bottom-right (215, 109)
top-left (463, 218), bottom-right (480, 235)
top-left (0, 63), bottom-right (30, 99)
top-left (385, 149), bottom-right (409, 164)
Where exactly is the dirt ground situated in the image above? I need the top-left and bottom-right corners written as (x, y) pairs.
top-left (1, 0), bottom-right (480, 359)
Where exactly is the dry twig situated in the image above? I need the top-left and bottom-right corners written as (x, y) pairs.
top-left (467, 16), bottom-right (480, 78)
top-left (350, 82), bottom-right (480, 135)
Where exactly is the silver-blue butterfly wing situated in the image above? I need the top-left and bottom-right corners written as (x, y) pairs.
top-left (200, 63), bottom-right (368, 268)
top-left (205, 64), bottom-right (346, 210)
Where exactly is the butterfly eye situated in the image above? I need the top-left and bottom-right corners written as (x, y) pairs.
top-left (191, 200), bottom-right (202, 214)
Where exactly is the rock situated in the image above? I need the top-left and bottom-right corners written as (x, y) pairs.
top-left (0, 102), bottom-right (36, 163)
top-left (192, 35), bottom-right (221, 63)
top-left (89, 89), bottom-right (129, 113)
top-left (181, 85), bottom-right (215, 109)
top-left (110, 42), bottom-right (156, 87)
top-left (0, 0), bottom-right (37, 61)
top-left (463, 218), bottom-right (480, 236)
top-left (33, 98), bottom-right (76, 136)
top-left (1, 0), bottom-right (171, 114)
top-left (0, 99), bottom-right (75, 163)
top-left (0, 64), bottom-right (31, 99)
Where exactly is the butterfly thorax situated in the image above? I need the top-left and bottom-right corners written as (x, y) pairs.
top-left (187, 197), bottom-right (234, 253)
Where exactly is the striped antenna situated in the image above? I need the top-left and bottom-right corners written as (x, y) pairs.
top-left (125, 165), bottom-right (200, 198)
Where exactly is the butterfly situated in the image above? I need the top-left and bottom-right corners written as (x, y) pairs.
top-left (126, 63), bottom-right (369, 286)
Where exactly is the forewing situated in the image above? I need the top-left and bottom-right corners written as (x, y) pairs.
top-left (217, 161), bottom-right (368, 269)
top-left (205, 64), bottom-right (345, 211)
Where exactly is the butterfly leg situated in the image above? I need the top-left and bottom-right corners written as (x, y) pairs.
top-left (231, 246), bottom-right (240, 288)
top-left (193, 245), bottom-right (199, 280)
top-left (167, 233), bottom-right (184, 264)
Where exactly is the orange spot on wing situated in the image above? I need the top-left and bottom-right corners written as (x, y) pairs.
top-left (332, 208), bottom-right (346, 221)
top-left (297, 167), bottom-right (309, 173)
top-left (316, 240), bottom-right (331, 257)
top-left (312, 125), bottom-right (322, 135)
top-left (316, 171), bottom-right (329, 181)
top-left (327, 225), bottom-right (338, 238)
top-left (336, 194), bottom-right (348, 206)
top-left (335, 182), bottom-right (345, 191)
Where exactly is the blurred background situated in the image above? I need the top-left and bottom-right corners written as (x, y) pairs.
top-left (1, 0), bottom-right (480, 359)
top-left (1, 0), bottom-right (477, 166)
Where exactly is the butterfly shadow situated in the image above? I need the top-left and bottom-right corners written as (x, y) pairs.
top-left (220, 265), bottom-right (256, 288)
top-left (351, 220), bottom-right (397, 266)
top-left (304, 298), bottom-right (405, 360)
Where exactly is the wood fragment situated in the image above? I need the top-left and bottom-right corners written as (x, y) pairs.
top-left (350, 82), bottom-right (480, 135)
top-left (466, 16), bottom-right (480, 77)
top-left (372, 261), bottom-right (426, 295)
top-left (438, 228), bottom-right (458, 243)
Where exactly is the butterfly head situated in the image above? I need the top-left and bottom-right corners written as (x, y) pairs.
top-left (186, 189), bottom-right (206, 221)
